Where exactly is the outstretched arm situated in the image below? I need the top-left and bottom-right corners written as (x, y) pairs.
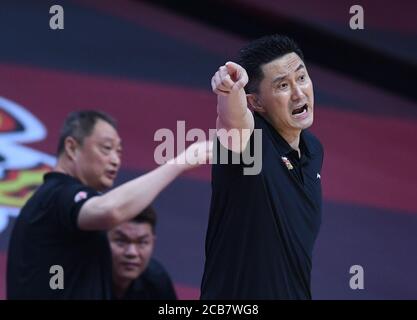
top-left (78, 140), bottom-right (212, 230)
top-left (212, 62), bottom-right (254, 153)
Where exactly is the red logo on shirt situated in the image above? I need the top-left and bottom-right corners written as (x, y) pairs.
top-left (74, 191), bottom-right (87, 203)
top-left (281, 156), bottom-right (294, 170)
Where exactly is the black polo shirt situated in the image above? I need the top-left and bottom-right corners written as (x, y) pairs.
top-left (7, 172), bottom-right (113, 299)
top-left (114, 259), bottom-right (177, 300)
top-left (201, 113), bottom-right (324, 300)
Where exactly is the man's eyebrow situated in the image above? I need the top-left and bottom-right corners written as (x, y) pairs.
top-left (135, 234), bottom-right (151, 240)
top-left (295, 64), bottom-right (305, 72)
top-left (129, 234), bottom-right (151, 243)
top-left (100, 137), bottom-right (114, 143)
top-left (100, 137), bottom-right (122, 146)
top-left (113, 230), bottom-right (151, 240)
top-left (113, 230), bottom-right (128, 238)
top-left (271, 64), bottom-right (305, 84)
top-left (272, 74), bottom-right (287, 84)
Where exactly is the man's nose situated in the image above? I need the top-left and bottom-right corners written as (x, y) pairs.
top-left (291, 84), bottom-right (304, 101)
top-left (125, 243), bottom-right (139, 257)
top-left (110, 151), bottom-right (121, 167)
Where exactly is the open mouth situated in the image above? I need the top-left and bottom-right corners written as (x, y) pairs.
top-left (292, 104), bottom-right (308, 115)
top-left (106, 170), bottom-right (117, 179)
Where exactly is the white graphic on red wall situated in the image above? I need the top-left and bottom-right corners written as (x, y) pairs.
top-left (0, 97), bottom-right (56, 233)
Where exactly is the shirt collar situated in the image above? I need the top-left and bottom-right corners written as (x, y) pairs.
top-left (44, 171), bottom-right (81, 183)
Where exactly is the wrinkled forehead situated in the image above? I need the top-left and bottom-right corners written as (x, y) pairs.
top-left (89, 119), bottom-right (121, 144)
top-left (261, 52), bottom-right (306, 79)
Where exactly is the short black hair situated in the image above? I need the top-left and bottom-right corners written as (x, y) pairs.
top-left (57, 110), bottom-right (117, 156)
top-left (237, 34), bottom-right (304, 93)
top-left (132, 206), bottom-right (157, 233)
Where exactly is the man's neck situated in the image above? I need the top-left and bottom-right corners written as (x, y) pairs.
top-left (54, 157), bottom-right (84, 183)
top-left (54, 157), bottom-right (75, 177)
top-left (275, 127), bottom-right (302, 158)
top-left (280, 131), bottom-right (300, 154)
top-left (262, 115), bottom-right (302, 156)
top-left (54, 165), bottom-right (71, 176)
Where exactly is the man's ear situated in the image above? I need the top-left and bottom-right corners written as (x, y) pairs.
top-left (247, 93), bottom-right (266, 113)
top-left (64, 136), bottom-right (79, 161)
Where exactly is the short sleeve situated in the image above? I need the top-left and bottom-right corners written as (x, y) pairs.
top-left (212, 129), bottom-right (261, 187)
top-left (54, 183), bottom-right (99, 234)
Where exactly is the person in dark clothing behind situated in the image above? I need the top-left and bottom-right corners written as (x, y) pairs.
top-left (202, 35), bottom-right (324, 299)
top-left (7, 110), bottom-right (212, 299)
top-left (108, 206), bottom-right (177, 300)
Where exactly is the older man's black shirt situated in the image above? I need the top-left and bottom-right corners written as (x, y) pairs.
top-left (7, 172), bottom-right (112, 299)
top-left (201, 113), bottom-right (324, 299)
